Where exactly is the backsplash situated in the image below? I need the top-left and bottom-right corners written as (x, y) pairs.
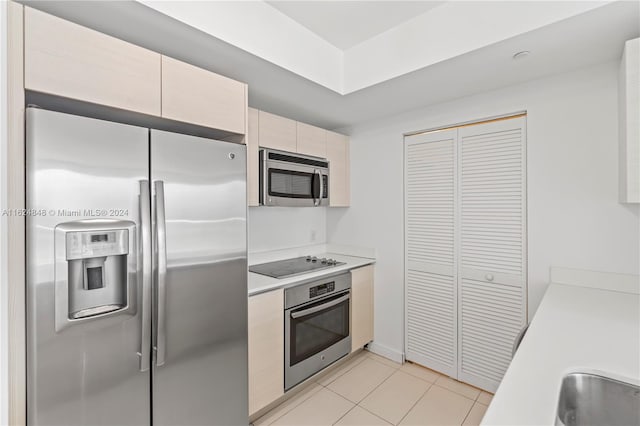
top-left (248, 206), bottom-right (327, 253)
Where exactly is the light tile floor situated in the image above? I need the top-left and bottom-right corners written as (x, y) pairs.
top-left (253, 350), bottom-right (493, 426)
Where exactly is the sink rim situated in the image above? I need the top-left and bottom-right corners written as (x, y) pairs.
top-left (555, 370), bottom-right (640, 426)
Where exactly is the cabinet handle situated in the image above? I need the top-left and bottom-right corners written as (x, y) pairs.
top-left (485, 274), bottom-right (494, 282)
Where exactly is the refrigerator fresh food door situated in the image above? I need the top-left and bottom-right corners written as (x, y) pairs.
top-left (150, 129), bottom-right (248, 425)
top-left (26, 108), bottom-right (151, 426)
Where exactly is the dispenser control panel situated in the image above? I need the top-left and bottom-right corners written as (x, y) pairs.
top-left (66, 229), bottom-right (129, 260)
top-left (54, 220), bottom-right (136, 327)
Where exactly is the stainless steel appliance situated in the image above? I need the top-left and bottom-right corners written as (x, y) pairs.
top-left (26, 108), bottom-right (248, 426)
top-left (284, 273), bottom-right (351, 390)
top-left (249, 255), bottom-right (346, 279)
top-left (259, 149), bottom-right (329, 206)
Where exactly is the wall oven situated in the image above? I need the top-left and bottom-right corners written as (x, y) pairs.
top-left (260, 149), bottom-right (329, 207)
top-left (284, 273), bottom-right (351, 390)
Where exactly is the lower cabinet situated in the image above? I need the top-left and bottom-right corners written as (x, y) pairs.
top-left (247, 265), bottom-right (375, 416)
top-left (351, 265), bottom-right (374, 352)
top-left (248, 289), bottom-right (283, 416)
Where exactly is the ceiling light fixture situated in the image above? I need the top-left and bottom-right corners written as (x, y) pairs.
top-left (513, 51), bottom-right (531, 60)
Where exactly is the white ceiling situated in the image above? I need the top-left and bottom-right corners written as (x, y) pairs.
top-left (266, 1), bottom-right (444, 50)
top-left (139, 1), bottom-right (612, 94)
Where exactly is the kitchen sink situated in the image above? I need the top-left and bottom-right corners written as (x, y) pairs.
top-left (556, 372), bottom-right (640, 426)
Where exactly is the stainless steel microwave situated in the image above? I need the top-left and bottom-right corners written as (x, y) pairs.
top-left (259, 149), bottom-right (329, 207)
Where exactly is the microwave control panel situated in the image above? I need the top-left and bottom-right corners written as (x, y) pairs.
top-left (309, 282), bottom-right (335, 298)
top-left (323, 176), bottom-right (329, 199)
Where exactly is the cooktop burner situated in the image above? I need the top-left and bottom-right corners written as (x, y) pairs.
top-left (249, 255), bottom-right (346, 279)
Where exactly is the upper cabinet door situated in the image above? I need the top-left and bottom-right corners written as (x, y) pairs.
top-left (258, 111), bottom-right (297, 152)
top-left (24, 7), bottom-right (161, 116)
top-left (297, 122), bottom-right (326, 158)
top-left (161, 56), bottom-right (247, 134)
top-left (326, 131), bottom-right (350, 207)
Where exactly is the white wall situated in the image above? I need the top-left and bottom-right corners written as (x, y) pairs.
top-left (0, 2), bottom-right (9, 424)
top-left (248, 207), bottom-right (326, 253)
top-left (327, 61), bottom-right (640, 360)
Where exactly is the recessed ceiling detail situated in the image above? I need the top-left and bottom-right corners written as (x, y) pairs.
top-left (266, 1), bottom-right (445, 50)
top-left (141, 0), bottom-right (612, 94)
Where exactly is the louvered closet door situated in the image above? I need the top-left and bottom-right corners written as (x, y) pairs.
top-left (404, 129), bottom-right (458, 377)
top-left (457, 117), bottom-right (527, 392)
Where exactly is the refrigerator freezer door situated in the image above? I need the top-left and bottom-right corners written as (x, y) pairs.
top-left (150, 130), bottom-right (248, 425)
top-left (26, 108), bottom-right (151, 426)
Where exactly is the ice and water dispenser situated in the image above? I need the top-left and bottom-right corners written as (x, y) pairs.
top-left (54, 220), bottom-right (137, 331)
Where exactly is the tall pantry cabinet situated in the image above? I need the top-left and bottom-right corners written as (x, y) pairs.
top-left (404, 115), bottom-right (527, 392)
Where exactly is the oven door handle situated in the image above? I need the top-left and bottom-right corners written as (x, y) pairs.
top-left (290, 294), bottom-right (349, 319)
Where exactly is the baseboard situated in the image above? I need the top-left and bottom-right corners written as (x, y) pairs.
top-left (365, 341), bottom-right (405, 364)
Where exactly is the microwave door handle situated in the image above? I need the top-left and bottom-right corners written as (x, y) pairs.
top-left (319, 171), bottom-right (324, 203)
top-left (290, 294), bottom-right (349, 319)
top-left (313, 169), bottom-right (321, 206)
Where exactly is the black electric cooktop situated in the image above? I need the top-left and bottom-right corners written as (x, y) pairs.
top-left (249, 256), bottom-right (346, 279)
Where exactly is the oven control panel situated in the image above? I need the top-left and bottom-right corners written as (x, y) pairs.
top-left (285, 272), bottom-right (351, 310)
top-left (309, 282), bottom-right (335, 298)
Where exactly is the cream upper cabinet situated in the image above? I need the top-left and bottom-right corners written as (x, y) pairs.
top-left (24, 7), bottom-right (161, 116)
top-left (351, 265), bottom-right (374, 352)
top-left (297, 122), bottom-right (326, 158)
top-left (161, 56), bottom-right (247, 134)
top-left (247, 108), bottom-right (260, 207)
top-left (326, 131), bottom-right (350, 207)
top-left (248, 289), bottom-right (284, 416)
top-left (250, 109), bottom-right (351, 207)
top-left (258, 111), bottom-right (297, 152)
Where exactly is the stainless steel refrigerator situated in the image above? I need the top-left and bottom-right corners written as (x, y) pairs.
top-left (26, 107), bottom-right (248, 426)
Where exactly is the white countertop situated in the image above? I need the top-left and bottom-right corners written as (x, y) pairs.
top-left (482, 281), bottom-right (640, 425)
top-left (248, 252), bottom-right (375, 296)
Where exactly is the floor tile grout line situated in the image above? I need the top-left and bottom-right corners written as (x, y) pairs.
top-left (366, 354), bottom-right (403, 370)
top-left (335, 358), bottom-right (441, 424)
top-left (341, 361), bottom-right (398, 405)
top-left (432, 382), bottom-right (479, 402)
top-left (436, 375), bottom-right (485, 400)
top-left (257, 383), bottom-right (323, 426)
top-left (260, 351), bottom-right (414, 426)
top-left (356, 368), bottom-right (437, 425)
top-left (395, 382), bottom-right (434, 425)
top-left (398, 366), bottom-right (443, 385)
top-left (355, 403), bottom-right (395, 426)
top-left (366, 353), bottom-right (403, 370)
top-left (331, 403), bottom-right (357, 426)
top-left (460, 400), bottom-right (477, 426)
top-left (319, 352), bottom-right (369, 387)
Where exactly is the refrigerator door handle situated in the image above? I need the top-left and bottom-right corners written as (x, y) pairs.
top-left (139, 180), bottom-right (152, 372)
top-left (154, 180), bottom-right (168, 366)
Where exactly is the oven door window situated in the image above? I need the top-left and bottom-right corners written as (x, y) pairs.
top-left (269, 168), bottom-right (321, 199)
top-left (289, 293), bottom-right (349, 366)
